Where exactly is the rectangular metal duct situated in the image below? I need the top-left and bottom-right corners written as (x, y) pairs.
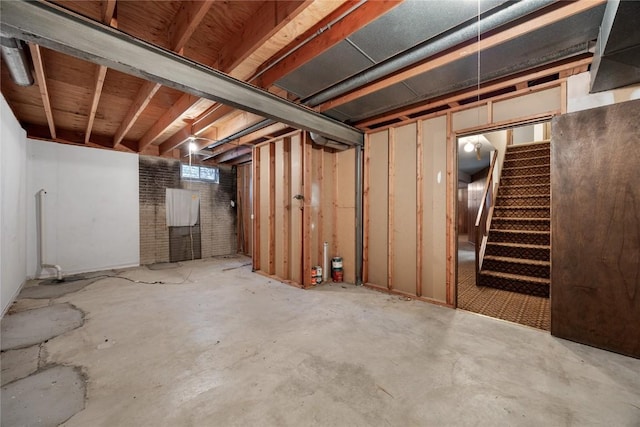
top-left (0, 0), bottom-right (363, 146)
top-left (590, 0), bottom-right (640, 92)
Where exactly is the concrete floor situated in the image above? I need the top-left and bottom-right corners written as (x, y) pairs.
top-left (2, 255), bottom-right (639, 426)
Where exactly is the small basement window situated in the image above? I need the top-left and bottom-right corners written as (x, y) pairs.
top-left (181, 164), bottom-right (219, 183)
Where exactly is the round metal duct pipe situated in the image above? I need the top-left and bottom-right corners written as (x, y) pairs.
top-left (1, 36), bottom-right (34, 86)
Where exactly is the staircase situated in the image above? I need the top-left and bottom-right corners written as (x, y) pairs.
top-left (478, 141), bottom-right (551, 297)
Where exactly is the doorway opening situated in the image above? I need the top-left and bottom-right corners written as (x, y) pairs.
top-left (456, 122), bottom-right (551, 330)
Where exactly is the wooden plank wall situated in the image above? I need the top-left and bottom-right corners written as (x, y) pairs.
top-left (253, 131), bottom-right (356, 288)
top-left (366, 117), bottom-right (448, 303)
top-left (364, 85), bottom-right (563, 306)
top-left (551, 99), bottom-right (640, 358)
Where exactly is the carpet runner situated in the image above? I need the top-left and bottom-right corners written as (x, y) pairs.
top-left (478, 141), bottom-right (551, 297)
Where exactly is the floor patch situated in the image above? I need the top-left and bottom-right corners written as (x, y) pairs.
top-left (1, 304), bottom-right (84, 351)
top-left (1, 365), bottom-right (85, 427)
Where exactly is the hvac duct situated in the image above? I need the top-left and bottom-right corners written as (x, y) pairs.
top-left (303, 0), bottom-right (555, 107)
top-left (309, 132), bottom-right (350, 151)
top-left (0, 36), bottom-right (34, 86)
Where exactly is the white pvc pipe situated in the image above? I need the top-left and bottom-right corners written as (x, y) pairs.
top-left (38, 189), bottom-right (63, 281)
top-left (323, 242), bottom-right (329, 282)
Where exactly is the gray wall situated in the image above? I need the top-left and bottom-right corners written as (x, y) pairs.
top-left (139, 156), bottom-right (237, 265)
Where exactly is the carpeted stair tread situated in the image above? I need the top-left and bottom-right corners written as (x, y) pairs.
top-left (499, 183), bottom-right (549, 189)
top-left (483, 255), bottom-right (550, 266)
top-left (504, 155), bottom-right (550, 161)
top-left (494, 205), bottom-right (550, 209)
top-left (492, 217), bottom-right (549, 222)
top-left (479, 270), bottom-right (550, 284)
top-left (502, 164), bottom-right (550, 171)
top-left (486, 242), bottom-right (550, 250)
top-left (489, 229), bottom-right (549, 235)
top-left (501, 172), bottom-right (550, 180)
top-left (497, 194), bottom-right (550, 199)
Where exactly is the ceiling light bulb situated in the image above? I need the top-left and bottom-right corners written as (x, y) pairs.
top-left (464, 142), bottom-right (475, 152)
top-left (189, 142), bottom-right (197, 153)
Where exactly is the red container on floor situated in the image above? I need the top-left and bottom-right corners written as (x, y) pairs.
top-left (332, 269), bottom-right (343, 282)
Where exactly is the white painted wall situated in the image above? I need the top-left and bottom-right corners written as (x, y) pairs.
top-left (567, 72), bottom-right (640, 113)
top-left (26, 140), bottom-right (140, 277)
top-left (1, 94), bottom-right (28, 316)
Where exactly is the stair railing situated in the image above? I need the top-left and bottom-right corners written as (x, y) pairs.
top-left (474, 150), bottom-right (499, 283)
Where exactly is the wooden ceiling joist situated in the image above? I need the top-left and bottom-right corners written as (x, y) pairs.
top-left (28, 43), bottom-right (56, 139)
top-left (316, 0), bottom-right (606, 113)
top-left (112, 0), bottom-right (214, 148)
top-left (214, 146), bottom-right (252, 164)
top-left (218, 1), bottom-right (313, 76)
top-left (101, 0), bottom-right (116, 24)
top-left (85, 3), bottom-right (117, 144)
top-left (144, 0), bottom-right (317, 155)
top-left (256, 0), bottom-right (402, 88)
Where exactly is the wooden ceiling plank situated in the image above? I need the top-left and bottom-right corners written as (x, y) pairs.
top-left (356, 56), bottom-right (593, 129)
top-left (137, 94), bottom-right (199, 151)
top-left (112, 80), bottom-right (161, 147)
top-left (169, 1), bottom-right (215, 53)
top-left (85, 2), bottom-right (117, 144)
top-left (113, 1), bottom-right (213, 149)
top-left (158, 127), bottom-right (193, 156)
top-left (258, 0), bottom-right (402, 88)
top-left (146, 1), bottom-right (316, 153)
top-left (192, 104), bottom-right (236, 135)
top-left (218, 1), bottom-right (313, 74)
top-left (28, 43), bottom-right (56, 139)
top-left (237, 123), bottom-right (290, 145)
top-left (317, 0), bottom-right (606, 112)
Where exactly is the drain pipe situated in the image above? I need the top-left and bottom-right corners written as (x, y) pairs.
top-left (303, 0), bottom-right (555, 107)
top-left (38, 189), bottom-right (63, 281)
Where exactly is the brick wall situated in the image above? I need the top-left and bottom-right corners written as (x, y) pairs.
top-left (139, 156), bottom-right (237, 264)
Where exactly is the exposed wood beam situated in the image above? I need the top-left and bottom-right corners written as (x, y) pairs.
top-left (257, 0), bottom-right (401, 88)
top-left (101, 0), bottom-right (116, 24)
top-left (85, 65), bottom-right (108, 143)
top-left (317, 0), bottom-right (606, 112)
top-left (218, 1), bottom-right (313, 75)
top-left (169, 1), bottom-right (214, 52)
top-left (112, 80), bottom-right (161, 147)
top-left (237, 123), bottom-right (291, 145)
top-left (192, 105), bottom-right (236, 136)
top-left (1, 1), bottom-right (363, 145)
top-left (355, 55), bottom-right (593, 129)
top-left (214, 146), bottom-right (252, 164)
top-left (143, 1), bottom-right (316, 154)
top-left (26, 124), bottom-right (143, 153)
top-left (112, 0), bottom-right (214, 148)
top-left (137, 94), bottom-right (200, 151)
top-left (158, 127), bottom-right (193, 156)
top-left (28, 43), bottom-right (56, 139)
top-left (85, 5), bottom-right (117, 144)
top-left (227, 153), bottom-right (252, 166)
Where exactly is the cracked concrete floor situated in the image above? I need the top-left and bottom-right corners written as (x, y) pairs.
top-left (1, 255), bottom-right (639, 426)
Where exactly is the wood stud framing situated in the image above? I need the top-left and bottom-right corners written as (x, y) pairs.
top-left (416, 122), bottom-right (424, 297)
top-left (387, 127), bottom-right (395, 291)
